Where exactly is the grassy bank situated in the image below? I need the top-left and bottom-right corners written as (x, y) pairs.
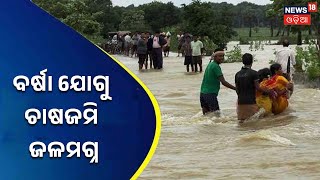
top-left (232, 27), bottom-right (315, 43)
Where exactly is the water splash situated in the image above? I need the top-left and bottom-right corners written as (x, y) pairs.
top-left (161, 111), bottom-right (237, 126)
top-left (237, 108), bottom-right (267, 124)
top-left (239, 130), bottom-right (296, 146)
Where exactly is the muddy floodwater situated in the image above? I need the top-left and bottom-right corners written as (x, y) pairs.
top-left (114, 41), bottom-right (320, 179)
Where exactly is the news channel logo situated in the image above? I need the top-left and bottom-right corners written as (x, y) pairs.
top-left (283, 2), bottom-right (318, 25)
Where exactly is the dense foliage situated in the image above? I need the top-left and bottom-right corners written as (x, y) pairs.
top-left (296, 43), bottom-right (320, 80)
top-left (32, 0), bottom-right (273, 45)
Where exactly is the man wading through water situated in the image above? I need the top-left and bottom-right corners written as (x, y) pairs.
top-left (275, 39), bottom-right (296, 81)
top-left (200, 48), bottom-right (236, 115)
top-left (235, 53), bottom-right (277, 123)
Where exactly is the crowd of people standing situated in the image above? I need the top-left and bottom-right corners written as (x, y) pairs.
top-left (105, 31), bottom-right (208, 72)
top-left (107, 31), bottom-right (172, 70)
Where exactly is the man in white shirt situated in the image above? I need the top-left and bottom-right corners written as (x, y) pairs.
top-left (275, 39), bottom-right (296, 81)
top-left (111, 35), bottom-right (118, 54)
top-left (191, 35), bottom-right (204, 72)
top-left (124, 34), bottom-right (132, 56)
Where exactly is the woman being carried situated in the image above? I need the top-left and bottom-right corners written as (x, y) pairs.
top-left (256, 63), bottom-right (294, 115)
top-left (256, 68), bottom-right (273, 116)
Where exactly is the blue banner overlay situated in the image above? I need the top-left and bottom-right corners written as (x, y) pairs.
top-left (0, 0), bottom-right (161, 179)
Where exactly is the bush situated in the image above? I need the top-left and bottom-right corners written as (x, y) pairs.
top-left (202, 36), bottom-right (218, 56)
top-left (295, 43), bottom-right (320, 80)
top-left (295, 46), bottom-right (305, 72)
top-left (83, 34), bottom-right (105, 44)
top-left (161, 27), bottom-right (179, 52)
top-left (239, 37), bottom-right (249, 45)
top-left (276, 36), bottom-right (297, 45)
top-left (304, 35), bottom-right (310, 44)
top-left (225, 45), bottom-right (242, 63)
top-left (307, 65), bottom-right (320, 80)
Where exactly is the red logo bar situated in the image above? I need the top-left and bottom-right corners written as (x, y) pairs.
top-left (284, 14), bottom-right (311, 25)
top-left (308, 2), bottom-right (318, 12)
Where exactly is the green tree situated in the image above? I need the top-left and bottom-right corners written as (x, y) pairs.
top-left (33, 0), bottom-right (103, 42)
top-left (266, 6), bottom-right (277, 37)
top-left (33, 0), bottom-right (71, 19)
top-left (84, 0), bottom-right (123, 36)
top-left (243, 7), bottom-right (255, 37)
top-left (119, 10), bottom-right (149, 32)
top-left (62, 1), bottom-right (102, 35)
top-left (139, 2), bottom-right (182, 31)
top-left (182, 1), bottom-right (236, 47)
top-left (232, 2), bottom-right (267, 28)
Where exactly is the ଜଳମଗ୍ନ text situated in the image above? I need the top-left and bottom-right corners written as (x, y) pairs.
top-left (13, 69), bottom-right (113, 164)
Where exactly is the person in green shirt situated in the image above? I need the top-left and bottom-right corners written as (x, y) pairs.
top-left (200, 48), bottom-right (236, 115)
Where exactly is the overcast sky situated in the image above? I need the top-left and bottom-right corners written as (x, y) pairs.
top-left (111, 0), bottom-right (272, 7)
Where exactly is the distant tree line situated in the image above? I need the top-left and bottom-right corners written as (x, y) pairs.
top-left (33, 0), bottom-right (319, 52)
